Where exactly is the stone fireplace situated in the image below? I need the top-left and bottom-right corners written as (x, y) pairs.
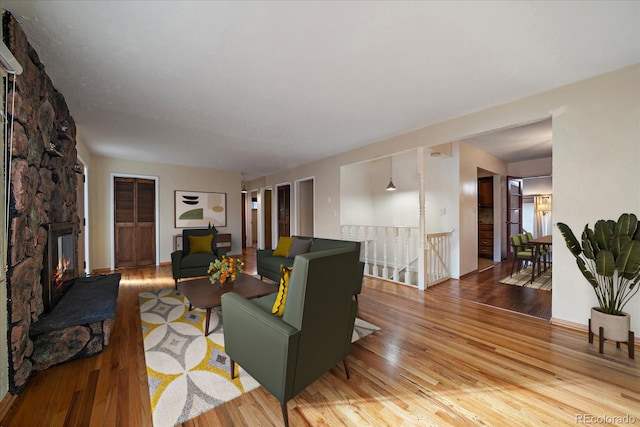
top-left (42, 223), bottom-right (77, 314)
top-left (4, 12), bottom-right (81, 392)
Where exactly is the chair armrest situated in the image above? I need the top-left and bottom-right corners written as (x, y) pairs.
top-left (221, 292), bottom-right (299, 401)
top-left (222, 293), bottom-right (298, 343)
top-left (171, 250), bottom-right (183, 279)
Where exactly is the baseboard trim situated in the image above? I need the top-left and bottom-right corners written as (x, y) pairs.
top-left (551, 317), bottom-right (640, 346)
top-left (0, 391), bottom-right (17, 419)
top-left (91, 262), bottom-right (171, 275)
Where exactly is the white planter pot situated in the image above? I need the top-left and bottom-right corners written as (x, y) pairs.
top-left (590, 307), bottom-right (631, 342)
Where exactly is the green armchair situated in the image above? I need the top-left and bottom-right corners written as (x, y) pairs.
top-left (221, 247), bottom-right (362, 426)
top-left (171, 227), bottom-right (227, 288)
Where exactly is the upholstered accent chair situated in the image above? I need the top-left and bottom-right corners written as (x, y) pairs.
top-left (170, 227), bottom-right (227, 288)
top-left (221, 247), bottom-right (362, 427)
top-left (509, 234), bottom-right (538, 276)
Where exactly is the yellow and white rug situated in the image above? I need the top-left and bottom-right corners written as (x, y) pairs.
top-left (139, 288), bottom-right (379, 427)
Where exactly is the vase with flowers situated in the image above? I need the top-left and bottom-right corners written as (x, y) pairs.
top-left (208, 255), bottom-right (244, 285)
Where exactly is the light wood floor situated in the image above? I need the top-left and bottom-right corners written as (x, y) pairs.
top-left (2, 249), bottom-right (638, 426)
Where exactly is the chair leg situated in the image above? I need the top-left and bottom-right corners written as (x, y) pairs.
top-left (230, 359), bottom-right (236, 379)
top-left (510, 258), bottom-right (517, 277)
top-left (281, 402), bottom-right (289, 427)
top-left (343, 359), bottom-right (351, 380)
top-left (174, 279), bottom-right (178, 290)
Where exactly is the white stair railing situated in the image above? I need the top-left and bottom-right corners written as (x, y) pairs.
top-left (342, 225), bottom-right (451, 288)
top-left (425, 231), bottom-right (453, 286)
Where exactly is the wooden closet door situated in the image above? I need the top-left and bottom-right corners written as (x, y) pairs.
top-left (136, 179), bottom-right (156, 266)
top-left (114, 177), bottom-right (156, 268)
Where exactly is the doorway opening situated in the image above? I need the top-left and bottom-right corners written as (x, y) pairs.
top-left (433, 117), bottom-right (553, 319)
top-left (295, 177), bottom-right (314, 236)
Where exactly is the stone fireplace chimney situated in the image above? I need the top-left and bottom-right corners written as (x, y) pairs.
top-left (3, 12), bottom-right (80, 392)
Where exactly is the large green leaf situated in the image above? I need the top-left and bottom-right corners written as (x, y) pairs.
top-left (582, 227), bottom-right (597, 260)
top-left (557, 222), bottom-right (581, 256)
top-left (594, 220), bottom-right (613, 251)
top-left (610, 234), bottom-right (631, 259)
top-left (615, 213), bottom-right (638, 238)
top-left (616, 240), bottom-right (640, 277)
top-left (595, 250), bottom-right (615, 277)
top-left (576, 257), bottom-right (599, 288)
top-left (634, 220), bottom-right (640, 241)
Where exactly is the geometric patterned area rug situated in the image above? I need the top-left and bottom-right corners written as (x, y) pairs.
top-left (139, 288), bottom-right (380, 427)
top-left (499, 266), bottom-right (552, 291)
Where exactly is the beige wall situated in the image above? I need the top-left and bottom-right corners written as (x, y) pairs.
top-left (259, 64), bottom-right (640, 332)
top-left (88, 157), bottom-right (242, 270)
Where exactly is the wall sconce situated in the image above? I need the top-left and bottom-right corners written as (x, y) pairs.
top-left (386, 157), bottom-right (396, 191)
top-left (538, 203), bottom-right (549, 215)
top-left (538, 197), bottom-right (550, 215)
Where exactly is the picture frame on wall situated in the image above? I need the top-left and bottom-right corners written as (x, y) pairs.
top-left (175, 190), bottom-right (227, 228)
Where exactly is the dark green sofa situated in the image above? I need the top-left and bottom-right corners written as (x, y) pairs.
top-left (257, 236), bottom-right (362, 283)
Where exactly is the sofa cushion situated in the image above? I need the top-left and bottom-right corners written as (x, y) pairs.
top-left (273, 237), bottom-right (294, 257)
top-left (188, 234), bottom-right (213, 254)
top-left (287, 237), bottom-right (312, 258)
top-left (272, 265), bottom-right (293, 316)
top-left (181, 253), bottom-right (216, 268)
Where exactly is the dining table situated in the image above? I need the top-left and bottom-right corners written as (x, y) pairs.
top-left (529, 235), bottom-right (552, 283)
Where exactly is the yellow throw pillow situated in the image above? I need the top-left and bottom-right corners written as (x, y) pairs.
top-left (272, 237), bottom-right (294, 257)
top-left (188, 234), bottom-right (214, 254)
top-left (272, 265), bottom-right (292, 317)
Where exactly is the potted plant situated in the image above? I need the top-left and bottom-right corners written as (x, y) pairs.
top-left (557, 213), bottom-right (640, 355)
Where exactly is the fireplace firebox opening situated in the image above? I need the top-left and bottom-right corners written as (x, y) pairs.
top-left (43, 222), bottom-right (78, 313)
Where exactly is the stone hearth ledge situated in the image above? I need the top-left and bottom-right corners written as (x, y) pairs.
top-left (29, 274), bottom-right (121, 371)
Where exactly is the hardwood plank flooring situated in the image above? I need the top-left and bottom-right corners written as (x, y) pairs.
top-left (1, 249), bottom-right (637, 426)
top-left (428, 260), bottom-right (552, 320)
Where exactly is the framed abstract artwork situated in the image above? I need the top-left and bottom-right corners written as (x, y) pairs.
top-left (174, 190), bottom-right (227, 228)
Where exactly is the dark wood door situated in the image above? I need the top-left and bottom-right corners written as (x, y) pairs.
top-left (478, 177), bottom-right (493, 207)
top-left (277, 185), bottom-right (290, 239)
top-left (241, 192), bottom-right (247, 249)
top-left (264, 189), bottom-right (272, 248)
top-left (506, 176), bottom-right (523, 261)
top-left (114, 177), bottom-right (156, 268)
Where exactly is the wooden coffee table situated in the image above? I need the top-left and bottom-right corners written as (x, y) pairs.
top-left (177, 273), bottom-right (277, 336)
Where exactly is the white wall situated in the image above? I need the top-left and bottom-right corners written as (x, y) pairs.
top-left (522, 176), bottom-right (552, 196)
top-left (89, 157), bottom-right (242, 270)
top-left (457, 141), bottom-right (508, 275)
top-left (260, 64), bottom-right (640, 333)
top-left (341, 150), bottom-right (419, 228)
top-left (425, 150), bottom-right (460, 275)
top-left (341, 161), bottom-right (373, 226)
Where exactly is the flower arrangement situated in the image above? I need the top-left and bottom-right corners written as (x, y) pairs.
top-left (208, 255), bottom-right (244, 284)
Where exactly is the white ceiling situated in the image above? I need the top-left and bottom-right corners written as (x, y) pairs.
top-left (465, 118), bottom-right (552, 163)
top-left (3, 1), bottom-right (639, 177)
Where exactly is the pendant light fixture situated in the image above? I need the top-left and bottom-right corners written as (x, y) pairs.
top-left (386, 156), bottom-right (396, 191)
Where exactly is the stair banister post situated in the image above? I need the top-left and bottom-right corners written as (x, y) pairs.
top-left (417, 147), bottom-right (427, 290)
